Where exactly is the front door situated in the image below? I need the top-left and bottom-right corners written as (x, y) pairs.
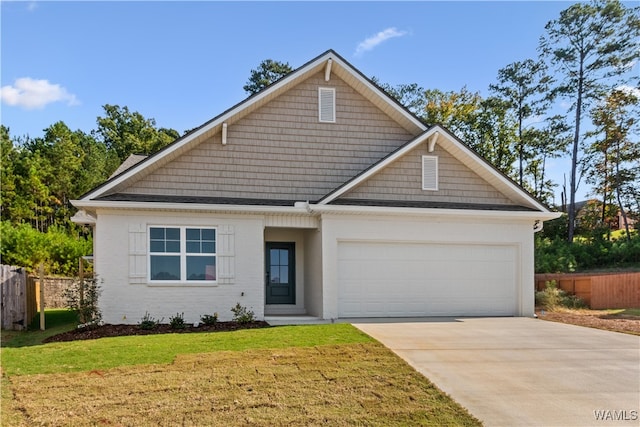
top-left (265, 242), bottom-right (295, 304)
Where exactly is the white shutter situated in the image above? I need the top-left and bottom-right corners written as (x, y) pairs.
top-left (422, 156), bottom-right (438, 191)
top-left (129, 223), bottom-right (147, 284)
top-left (217, 225), bottom-right (235, 284)
top-left (319, 87), bottom-right (335, 123)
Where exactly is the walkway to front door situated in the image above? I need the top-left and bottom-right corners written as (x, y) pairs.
top-left (265, 242), bottom-right (295, 305)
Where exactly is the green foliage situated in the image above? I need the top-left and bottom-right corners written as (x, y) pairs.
top-left (231, 303), bottom-right (255, 324)
top-left (243, 59), bottom-right (293, 95)
top-left (64, 276), bottom-right (102, 325)
top-left (95, 104), bottom-right (179, 162)
top-left (535, 281), bottom-right (587, 310)
top-left (169, 312), bottom-right (186, 329)
top-left (139, 312), bottom-right (161, 330)
top-left (0, 221), bottom-right (92, 275)
top-left (535, 231), bottom-right (640, 273)
top-left (200, 313), bottom-right (218, 326)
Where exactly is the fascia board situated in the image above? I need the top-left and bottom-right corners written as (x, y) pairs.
top-left (308, 203), bottom-right (562, 221)
top-left (71, 199), bottom-right (312, 216)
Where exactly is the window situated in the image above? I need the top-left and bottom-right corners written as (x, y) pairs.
top-left (422, 155), bottom-right (438, 191)
top-left (149, 227), bottom-right (216, 282)
top-left (318, 87), bottom-right (335, 122)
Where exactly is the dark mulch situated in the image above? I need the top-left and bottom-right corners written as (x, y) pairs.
top-left (43, 321), bottom-right (271, 343)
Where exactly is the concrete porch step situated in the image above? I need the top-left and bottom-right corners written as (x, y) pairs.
top-left (264, 315), bottom-right (330, 326)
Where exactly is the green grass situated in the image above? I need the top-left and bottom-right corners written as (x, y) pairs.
top-left (606, 308), bottom-right (640, 316)
top-left (1, 309), bottom-right (78, 348)
top-left (1, 324), bottom-right (482, 426)
top-left (1, 323), bottom-right (374, 376)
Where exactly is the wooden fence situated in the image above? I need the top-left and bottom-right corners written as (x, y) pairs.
top-left (0, 265), bottom-right (30, 330)
top-left (535, 272), bottom-right (640, 309)
top-left (1, 265), bottom-right (76, 330)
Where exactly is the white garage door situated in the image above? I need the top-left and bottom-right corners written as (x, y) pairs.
top-left (338, 241), bottom-right (517, 317)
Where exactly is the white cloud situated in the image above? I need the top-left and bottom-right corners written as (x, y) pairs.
top-left (0, 77), bottom-right (79, 110)
top-left (27, 2), bottom-right (38, 12)
top-left (355, 27), bottom-right (408, 57)
top-left (616, 84), bottom-right (640, 99)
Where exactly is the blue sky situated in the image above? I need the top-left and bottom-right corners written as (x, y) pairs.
top-left (0, 1), bottom-right (607, 201)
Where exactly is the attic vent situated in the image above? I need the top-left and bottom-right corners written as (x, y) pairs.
top-left (319, 87), bottom-right (335, 123)
top-left (422, 155), bottom-right (438, 191)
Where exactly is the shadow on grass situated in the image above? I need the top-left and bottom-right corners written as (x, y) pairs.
top-left (1, 309), bottom-right (78, 348)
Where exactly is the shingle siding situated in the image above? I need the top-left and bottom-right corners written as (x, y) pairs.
top-left (339, 143), bottom-right (515, 205)
top-left (124, 72), bottom-right (414, 201)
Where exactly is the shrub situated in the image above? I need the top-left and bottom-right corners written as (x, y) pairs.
top-left (0, 221), bottom-right (92, 275)
top-left (231, 303), bottom-right (255, 324)
top-left (535, 281), bottom-right (587, 310)
top-left (169, 312), bottom-right (186, 329)
top-left (64, 275), bottom-right (102, 325)
top-left (139, 312), bottom-right (161, 330)
top-left (200, 313), bottom-right (218, 326)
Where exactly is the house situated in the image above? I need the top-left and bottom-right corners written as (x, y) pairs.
top-left (71, 50), bottom-right (560, 324)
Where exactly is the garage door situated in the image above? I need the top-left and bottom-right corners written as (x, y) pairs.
top-left (338, 241), bottom-right (517, 317)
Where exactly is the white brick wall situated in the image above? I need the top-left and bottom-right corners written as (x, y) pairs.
top-left (95, 209), bottom-right (265, 324)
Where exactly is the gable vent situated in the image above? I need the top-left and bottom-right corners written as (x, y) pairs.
top-left (422, 155), bottom-right (438, 191)
top-left (319, 87), bottom-right (335, 123)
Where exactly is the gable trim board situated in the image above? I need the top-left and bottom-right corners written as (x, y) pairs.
top-left (72, 49), bottom-right (560, 324)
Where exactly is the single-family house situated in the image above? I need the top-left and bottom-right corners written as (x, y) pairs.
top-left (71, 50), bottom-right (560, 324)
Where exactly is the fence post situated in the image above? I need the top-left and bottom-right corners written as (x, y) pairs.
top-left (79, 257), bottom-right (85, 324)
top-left (39, 263), bottom-right (45, 331)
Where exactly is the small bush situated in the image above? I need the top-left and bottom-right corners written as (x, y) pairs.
top-left (64, 275), bottom-right (102, 325)
top-left (169, 312), bottom-right (186, 329)
top-left (200, 313), bottom-right (218, 326)
top-left (231, 303), bottom-right (255, 324)
top-left (139, 312), bottom-right (161, 330)
top-left (535, 281), bottom-right (587, 310)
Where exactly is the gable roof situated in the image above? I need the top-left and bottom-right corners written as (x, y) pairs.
top-left (320, 125), bottom-right (552, 212)
top-left (79, 49), bottom-right (426, 202)
top-left (75, 49), bottom-right (553, 215)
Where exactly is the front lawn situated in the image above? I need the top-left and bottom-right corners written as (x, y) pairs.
top-left (1, 324), bottom-right (481, 426)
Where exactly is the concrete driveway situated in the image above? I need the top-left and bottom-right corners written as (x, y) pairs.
top-left (354, 317), bottom-right (639, 426)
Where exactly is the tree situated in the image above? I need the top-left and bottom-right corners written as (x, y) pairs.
top-left (524, 115), bottom-right (572, 205)
top-left (243, 59), bottom-right (293, 95)
top-left (490, 59), bottom-right (552, 186)
top-left (539, 0), bottom-right (640, 242)
top-left (372, 79), bottom-right (427, 119)
top-left (95, 104), bottom-right (180, 162)
top-left (588, 88), bottom-right (640, 240)
top-left (0, 126), bottom-right (17, 222)
top-left (422, 88), bottom-right (518, 178)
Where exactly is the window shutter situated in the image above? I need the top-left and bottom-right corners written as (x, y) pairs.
top-left (129, 223), bottom-right (147, 284)
top-left (422, 156), bottom-right (438, 191)
top-left (217, 225), bottom-right (235, 284)
top-left (319, 87), bottom-right (335, 123)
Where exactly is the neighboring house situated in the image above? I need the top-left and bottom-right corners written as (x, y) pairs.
top-left (71, 50), bottom-right (559, 324)
top-left (574, 199), bottom-right (637, 231)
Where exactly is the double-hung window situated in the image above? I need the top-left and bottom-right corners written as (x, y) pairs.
top-left (149, 227), bottom-right (216, 283)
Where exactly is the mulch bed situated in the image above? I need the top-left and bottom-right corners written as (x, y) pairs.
top-left (43, 321), bottom-right (270, 343)
top-left (536, 310), bottom-right (640, 335)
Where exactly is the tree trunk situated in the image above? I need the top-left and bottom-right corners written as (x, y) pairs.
top-left (567, 60), bottom-right (585, 244)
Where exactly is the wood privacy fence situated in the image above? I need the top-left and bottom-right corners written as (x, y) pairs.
top-left (1, 265), bottom-right (76, 330)
top-left (535, 272), bottom-right (640, 309)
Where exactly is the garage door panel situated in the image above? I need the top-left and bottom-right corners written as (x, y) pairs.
top-left (338, 241), bottom-right (517, 317)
